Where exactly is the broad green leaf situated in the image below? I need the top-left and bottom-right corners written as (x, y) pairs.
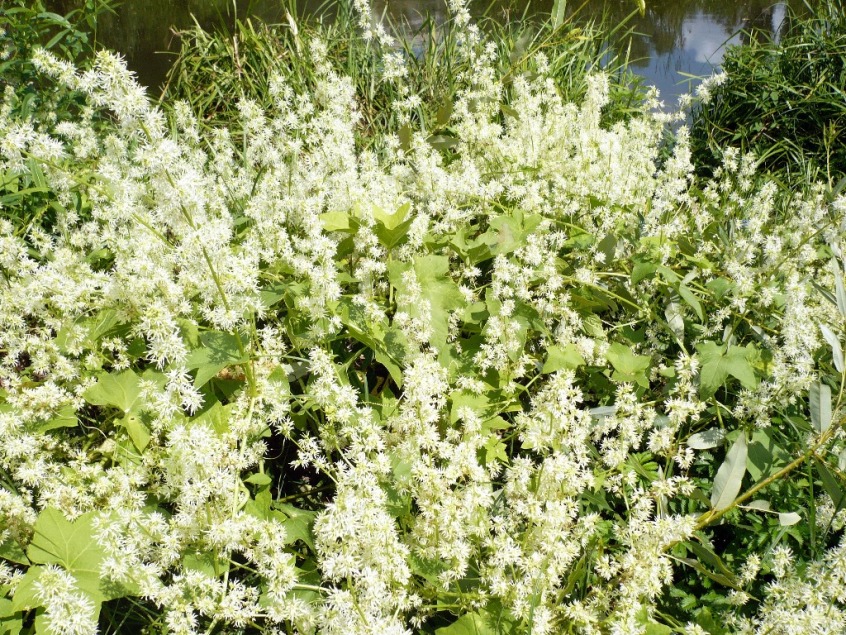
top-left (83, 370), bottom-right (141, 413)
top-left (119, 413), bottom-right (150, 452)
top-left (605, 342), bottom-right (650, 387)
top-left (711, 433), bottom-right (747, 510)
top-left (183, 551), bottom-right (230, 577)
top-left (388, 255), bottom-right (464, 353)
top-left (0, 597), bottom-right (21, 635)
top-left (542, 344), bottom-right (585, 373)
top-left (687, 428), bottom-right (726, 450)
top-left (747, 429), bottom-right (791, 482)
top-left (483, 436), bottom-right (509, 464)
top-left (0, 535), bottom-right (28, 565)
top-left (810, 382), bottom-right (833, 433)
top-left (189, 402), bottom-right (233, 435)
top-left (10, 566), bottom-right (44, 612)
top-left (185, 331), bottom-right (249, 387)
top-left (631, 260), bottom-right (657, 285)
top-left (435, 612), bottom-right (496, 635)
top-left (276, 504), bottom-right (316, 551)
top-left (819, 323), bottom-right (844, 372)
top-left (35, 405), bottom-right (77, 434)
top-left (696, 341), bottom-right (758, 398)
top-left (551, 0), bottom-right (566, 28)
top-left (319, 211), bottom-right (356, 232)
top-left (372, 202), bottom-right (410, 232)
top-left (245, 472), bottom-right (272, 486)
top-left (450, 391), bottom-right (491, 424)
top-left (373, 203), bottom-right (413, 249)
top-left (27, 508), bottom-right (133, 603)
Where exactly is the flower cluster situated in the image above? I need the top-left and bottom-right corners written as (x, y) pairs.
top-left (1, 1), bottom-right (846, 633)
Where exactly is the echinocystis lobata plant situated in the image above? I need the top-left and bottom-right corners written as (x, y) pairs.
top-left (1, 1), bottom-right (846, 634)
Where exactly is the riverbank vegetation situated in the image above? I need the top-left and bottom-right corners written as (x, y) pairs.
top-left (1, 1), bottom-right (846, 634)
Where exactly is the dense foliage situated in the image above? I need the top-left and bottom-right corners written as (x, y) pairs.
top-left (1, 2), bottom-right (846, 634)
top-left (690, 0), bottom-right (846, 185)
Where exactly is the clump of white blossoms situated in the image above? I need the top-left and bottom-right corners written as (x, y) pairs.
top-left (1, 0), bottom-right (846, 633)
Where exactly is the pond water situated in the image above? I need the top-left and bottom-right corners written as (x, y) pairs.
top-left (53, 0), bottom-right (807, 103)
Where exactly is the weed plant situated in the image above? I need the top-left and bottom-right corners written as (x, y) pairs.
top-left (690, 0), bottom-right (846, 187)
top-left (2, 1), bottom-right (846, 635)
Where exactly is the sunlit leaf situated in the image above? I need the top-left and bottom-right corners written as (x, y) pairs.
top-left (687, 427), bottom-right (726, 450)
top-left (696, 341), bottom-right (758, 398)
top-left (809, 381), bottom-right (833, 433)
top-left (819, 323), bottom-right (844, 372)
top-left (83, 370), bottom-right (141, 413)
top-left (711, 433), bottom-right (747, 510)
top-left (778, 512), bottom-right (801, 526)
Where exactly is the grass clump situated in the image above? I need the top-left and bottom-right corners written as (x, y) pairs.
top-left (160, 0), bottom-right (646, 144)
top-left (690, 0), bottom-right (846, 186)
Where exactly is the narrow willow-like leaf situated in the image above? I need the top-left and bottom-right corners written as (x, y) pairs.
top-left (819, 322), bottom-right (844, 372)
top-left (551, 0), bottom-right (567, 29)
top-left (711, 433), bottom-right (747, 510)
top-left (778, 512), bottom-right (801, 526)
top-left (687, 427), bottom-right (725, 450)
top-left (809, 381), bottom-right (832, 433)
top-left (832, 258), bottom-right (846, 318)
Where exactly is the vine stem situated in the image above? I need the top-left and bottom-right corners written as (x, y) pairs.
top-left (695, 369), bottom-right (846, 532)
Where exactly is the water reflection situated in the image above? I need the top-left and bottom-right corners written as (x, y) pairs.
top-left (50, 0), bottom-right (805, 102)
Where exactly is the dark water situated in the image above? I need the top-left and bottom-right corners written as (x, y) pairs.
top-left (55, 0), bottom-right (806, 103)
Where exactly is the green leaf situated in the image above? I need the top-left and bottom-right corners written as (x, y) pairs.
top-left (319, 211), bottom-right (357, 232)
top-left (814, 457), bottom-right (846, 508)
top-left (747, 429), bottom-right (791, 482)
top-left (687, 428), bottom-right (725, 450)
top-left (35, 405), bottom-right (77, 434)
top-left (819, 323), bottom-right (844, 373)
top-left (605, 342), bottom-right (650, 387)
top-left (435, 612), bottom-right (496, 635)
top-left (696, 341), bottom-right (758, 398)
top-left (245, 472), bottom-right (272, 486)
top-left (11, 566), bottom-right (44, 612)
top-left (83, 370), bottom-right (141, 413)
top-left (373, 203), bottom-right (413, 249)
top-left (778, 512), bottom-right (801, 526)
top-left (275, 504), bottom-right (316, 552)
top-left (0, 535), bottom-right (28, 565)
top-left (631, 260), bottom-right (657, 285)
top-left (551, 0), bottom-right (566, 28)
top-left (450, 391), bottom-right (491, 424)
top-left (0, 597), bottom-right (22, 635)
top-left (389, 255), bottom-right (464, 353)
top-left (27, 508), bottom-right (133, 603)
top-left (119, 413), bottom-right (150, 452)
top-left (183, 551), bottom-right (230, 578)
top-left (185, 331), bottom-right (249, 387)
top-left (810, 382), bottom-right (833, 433)
top-left (711, 433), bottom-right (747, 510)
top-left (832, 259), bottom-right (846, 318)
top-left (679, 284), bottom-right (704, 321)
top-left (542, 344), bottom-right (585, 373)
